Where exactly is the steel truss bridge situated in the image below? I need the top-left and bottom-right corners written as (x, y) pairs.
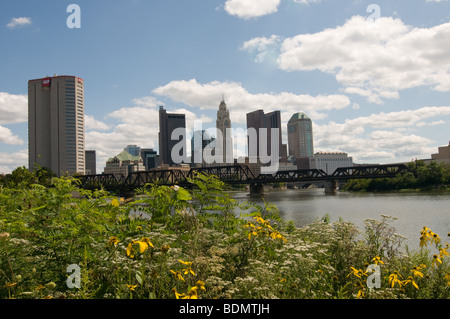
top-left (77, 164), bottom-right (413, 194)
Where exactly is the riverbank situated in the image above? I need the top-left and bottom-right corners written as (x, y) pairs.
top-left (1, 175), bottom-right (448, 299)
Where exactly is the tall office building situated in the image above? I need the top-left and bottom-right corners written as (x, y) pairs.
top-left (140, 148), bottom-right (158, 170)
top-left (287, 112), bottom-right (314, 159)
top-left (191, 130), bottom-right (215, 166)
top-left (28, 75), bottom-right (85, 176)
top-left (158, 106), bottom-right (187, 166)
top-left (85, 150), bottom-right (96, 175)
top-left (216, 99), bottom-right (233, 165)
top-left (124, 145), bottom-right (141, 157)
top-left (246, 110), bottom-right (283, 164)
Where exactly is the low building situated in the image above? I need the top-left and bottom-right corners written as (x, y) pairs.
top-left (431, 142), bottom-right (450, 164)
top-left (103, 150), bottom-right (145, 178)
top-left (310, 152), bottom-right (353, 174)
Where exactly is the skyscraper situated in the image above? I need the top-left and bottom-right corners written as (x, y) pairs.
top-left (85, 150), bottom-right (96, 175)
top-left (158, 106), bottom-right (187, 166)
top-left (216, 99), bottom-right (233, 165)
top-left (246, 110), bottom-right (283, 164)
top-left (287, 112), bottom-right (314, 159)
top-left (191, 130), bottom-right (214, 166)
top-left (28, 75), bottom-right (85, 176)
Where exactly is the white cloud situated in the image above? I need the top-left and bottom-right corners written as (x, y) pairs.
top-left (152, 78), bottom-right (351, 124)
top-left (85, 115), bottom-right (111, 131)
top-left (0, 149), bottom-right (28, 174)
top-left (0, 92), bottom-right (28, 124)
top-left (6, 17), bottom-right (32, 29)
top-left (0, 125), bottom-right (24, 145)
top-left (314, 106), bottom-right (450, 163)
top-left (224, 0), bottom-right (281, 19)
top-left (245, 16), bottom-right (450, 103)
top-left (240, 35), bottom-right (281, 63)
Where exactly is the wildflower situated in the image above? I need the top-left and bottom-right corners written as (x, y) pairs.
top-left (110, 198), bottom-right (120, 207)
top-left (139, 237), bottom-right (154, 252)
top-left (372, 256), bottom-right (384, 265)
top-left (195, 280), bottom-right (206, 291)
top-left (355, 281), bottom-right (365, 299)
top-left (161, 244), bottom-right (170, 254)
top-left (388, 271), bottom-right (403, 288)
top-left (172, 288), bottom-right (185, 299)
top-left (108, 236), bottom-right (120, 246)
top-left (179, 260), bottom-right (196, 276)
top-left (347, 267), bottom-right (367, 279)
top-left (432, 254), bottom-right (442, 267)
top-left (439, 246), bottom-right (449, 259)
top-left (126, 240), bottom-right (137, 258)
top-left (403, 276), bottom-right (419, 290)
top-left (411, 266), bottom-right (425, 278)
top-left (431, 232), bottom-right (441, 245)
top-left (170, 270), bottom-right (185, 282)
top-left (127, 284), bottom-right (138, 291)
top-left (46, 282), bottom-right (56, 290)
top-left (184, 286), bottom-right (199, 299)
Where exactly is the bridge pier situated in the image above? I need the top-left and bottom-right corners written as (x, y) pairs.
top-left (324, 180), bottom-right (338, 195)
top-left (250, 183), bottom-right (264, 197)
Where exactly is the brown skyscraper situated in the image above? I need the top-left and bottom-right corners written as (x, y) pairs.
top-left (28, 75), bottom-right (85, 176)
top-left (246, 110), bottom-right (283, 164)
top-left (158, 106), bottom-right (187, 166)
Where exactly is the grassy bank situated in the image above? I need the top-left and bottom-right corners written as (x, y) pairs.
top-left (0, 174), bottom-right (449, 299)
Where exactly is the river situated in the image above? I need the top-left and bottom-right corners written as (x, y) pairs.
top-left (231, 188), bottom-right (450, 250)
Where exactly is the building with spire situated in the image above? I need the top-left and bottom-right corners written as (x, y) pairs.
top-left (216, 98), bottom-right (233, 165)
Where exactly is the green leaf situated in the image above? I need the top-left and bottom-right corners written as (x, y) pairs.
top-left (176, 188), bottom-right (192, 201)
top-left (135, 272), bottom-right (143, 285)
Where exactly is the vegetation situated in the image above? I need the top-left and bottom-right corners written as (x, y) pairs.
top-left (0, 168), bottom-right (449, 299)
top-left (343, 161), bottom-right (450, 192)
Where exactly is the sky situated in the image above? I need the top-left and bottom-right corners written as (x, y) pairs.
top-left (1, 0), bottom-right (450, 174)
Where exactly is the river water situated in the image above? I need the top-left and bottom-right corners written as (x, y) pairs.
top-left (231, 188), bottom-right (450, 250)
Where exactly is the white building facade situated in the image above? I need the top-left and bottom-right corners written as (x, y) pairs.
top-left (310, 152), bottom-right (353, 174)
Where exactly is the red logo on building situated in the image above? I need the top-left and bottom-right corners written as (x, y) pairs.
top-left (42, 78), bottom-right (51, 87)
top-left (77, 78), bottom-right (83, 84)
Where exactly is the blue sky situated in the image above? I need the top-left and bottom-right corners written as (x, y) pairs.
top-left (1, 0), bottom-right (450, 173)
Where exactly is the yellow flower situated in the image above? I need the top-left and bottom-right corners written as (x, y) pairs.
top-left (388, 271), bottom-right (403, 288)
top-left (432, 254), bottom-right (442, 267)
top-left (126, 240), bottom-right (137, 258)
top-left (411, 266), bottom-right (425, 278)
top-left (195, 280), bottom-right (206, 291)
top-left (108, 236), bottom-right (120, 246)
top-left (138, 237), bottom-right (154, 253)
top-left (347, 267), bottom-right (367, 279)
top-left (127, 284), bottom-right (138, 291)
top-left (170, 270), bottom-right (185, 282)
top-left (110, 198), bottom-right (120, 207)
top-left (172, 288), bottom-right (185, 299)
top-left (403, 276), bottom-right (419, 290)
top-left (372, 256), bottom-right (384, 265)
top-left (431, 232), bottom-right (441, 245)
top-left (183, 286), bottom-right (199, 299)
top-left (179, 260), bottom-right (196, 276)
top-left (439, 246), bottom-right (449, 259)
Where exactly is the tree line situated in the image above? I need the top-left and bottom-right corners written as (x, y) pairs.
top-left (343, 161), bottom-right (450, 192)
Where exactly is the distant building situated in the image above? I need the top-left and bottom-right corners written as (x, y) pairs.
top-left (431, 142), bottom-right (450, 164)
top-left (288, 112), bottom-right (314, 159)
top-left (246, 110), bottom-right (283, 165)
top-left (140, 148), bottom-right (158, 170)
top-left (310, 152), bottom-right (353, 174)
top-left (159, 106), bottom-right (187, 166)
top-left (85, 150), bottom-right (96, 175)
top-left (28, 75), bottom-right (85, 176)
top-left (216, 99), bottom-right (233, 165)
top-left (124, 145), bottom-right (141, 157)
top-left (191, 130), bottom-right (215, 166)
top-left (103, 150), bottom-right (145, 178)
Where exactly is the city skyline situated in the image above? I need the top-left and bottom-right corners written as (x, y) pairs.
top-left (1, 1), bottom-right (450, 173)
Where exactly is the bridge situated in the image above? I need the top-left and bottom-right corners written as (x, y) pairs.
top-left (77, 163), bottom-right (413, 196)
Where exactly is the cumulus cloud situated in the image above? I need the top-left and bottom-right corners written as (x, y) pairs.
top-left (152, 78), bottom-right (351, 124)
top-left (6, 17), bottom-right (32, 29)
top-left (241, 16), bottom-right (450, 103)
top-left (0, 92), bottom-right (28, 124)
top-left (240, 35), bottom-right (281, 63)
top-left (0, 149), bottom-right (28, 174)
top-left (224, 0), bottom-right (281, 19)
top-left (0, 125), bottom-right (24, 145)
top-left (314, 106), bottom-right (450, 162)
